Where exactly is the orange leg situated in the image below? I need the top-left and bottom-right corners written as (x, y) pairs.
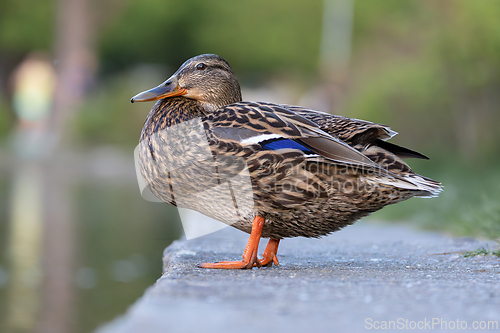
top-left (198, 216), bottom-right (265, 269)
top-left (256, 238), bottom-right (280, 267)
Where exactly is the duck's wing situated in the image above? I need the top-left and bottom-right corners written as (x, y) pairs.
top-left (205, 101), bottom-right (382, 170)
top-left (203, 101), bottom-right (441, 199)
top-left (281, 104), bottom-right (429, 160)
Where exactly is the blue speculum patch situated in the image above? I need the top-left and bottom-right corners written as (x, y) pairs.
top-left (260, 138), bottom-right (314, 154)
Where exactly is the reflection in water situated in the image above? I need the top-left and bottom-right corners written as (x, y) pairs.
top-left (0, 161), bottom-right (182, 333)
top-left (110, 254), bottom-right (148, 283)
top-left (6, 53), bottom-right (56, 333)
top-left (37, 166), bottom-right (76, 333)
top-left (6, 164), bottom-right (43, 332)
top-left (74, 179), bottom-right (182, 333)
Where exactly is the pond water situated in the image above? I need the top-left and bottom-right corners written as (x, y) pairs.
top-left (0, 154), bottom-right (182, 333)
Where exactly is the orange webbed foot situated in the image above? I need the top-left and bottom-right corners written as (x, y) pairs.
top-left (255, 238), bottom-right (280, 267)
top-left (198, 216), bottom-right (265, 269)
top-left (198, 258), bottom-right (261, 269)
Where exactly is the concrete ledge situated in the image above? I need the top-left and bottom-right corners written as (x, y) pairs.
top-left (96, 221), bottom-right (500, 333)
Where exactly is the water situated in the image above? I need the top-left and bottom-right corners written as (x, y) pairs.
top-left (0, 154), bottom-right (182, 333)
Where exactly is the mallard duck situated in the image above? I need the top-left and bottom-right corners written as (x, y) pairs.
top-left (131, 54), bottom-right (442, 269)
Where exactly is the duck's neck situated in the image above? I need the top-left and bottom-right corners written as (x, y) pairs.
top-left (140, 97), bottom-right (207, 141)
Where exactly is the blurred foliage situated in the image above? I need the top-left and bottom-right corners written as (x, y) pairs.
top-left (98, 0), bottom-right (323, 75)
top-left (0, 0), bottom-right (53, 52)
top-left (0, 0), bottom-right (54, 140)
top-left (347, 0), bottom-right (500, 162)
top-left (347, 1), bottom-right (500, 236)
top-left (73, 67), bottom-right (167, 148)
top-left (1, 0), bottom-right (499, 158)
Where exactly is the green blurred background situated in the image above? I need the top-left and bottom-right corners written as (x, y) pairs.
top-left (0, 0), bottom-right (499, 332)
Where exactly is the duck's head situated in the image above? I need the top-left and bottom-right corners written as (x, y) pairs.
top-left (131, 54), bottom-right (242, 112)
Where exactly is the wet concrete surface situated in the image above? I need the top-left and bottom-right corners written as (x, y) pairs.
top-left (96, 221), bottom-right (500, 333)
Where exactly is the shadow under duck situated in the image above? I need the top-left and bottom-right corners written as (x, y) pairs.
top-left (131, 54), bottom-right (442, 269)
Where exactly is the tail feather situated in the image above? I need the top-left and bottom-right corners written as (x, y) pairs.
top-left (405, 174), bottom-right (443, 198)
top-left (371, 173), bottom-right (442, 198)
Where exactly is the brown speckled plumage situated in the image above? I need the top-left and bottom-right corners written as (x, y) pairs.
top-left (132, 54), bottom-right (442, 268)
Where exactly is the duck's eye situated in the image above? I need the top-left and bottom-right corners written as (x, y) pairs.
top-left (196, 63), bottom-right (206, 70)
